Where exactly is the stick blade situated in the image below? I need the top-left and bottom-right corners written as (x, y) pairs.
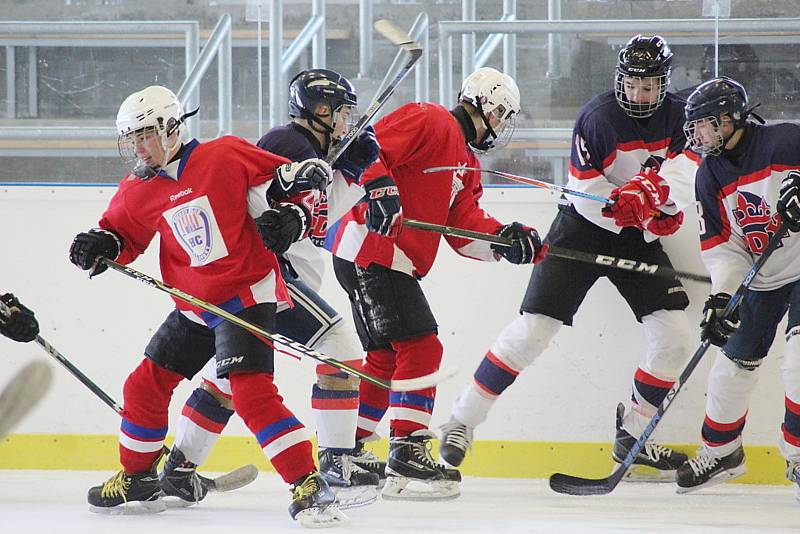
top-left (0, 360), bottom-right (53, 439)
top-left (374, 19), bottom-right (422, 56)
top-left (548, 469), bottom-right (624, 496)
top-left (390, 365), bottom-right (459, 392)
top-left (201, 464), bottom-right (259, 493)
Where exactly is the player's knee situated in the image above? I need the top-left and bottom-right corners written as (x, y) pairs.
top-left (392, 333), bottom-right (443, 374)
top-left (641, 309), bottom-right (692, 378)
top-left (493, 312), bottom-right (561, 370)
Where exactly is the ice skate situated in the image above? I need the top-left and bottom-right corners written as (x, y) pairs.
top-left (439, 417), bottom-right (474, 467)
top-left (612, 403), bottom-right (688, 481)
top-left (383, 429), bottom-right (461, 501)
top-left (289, 472), bottom-right (347, 528)
top-left (318, 448), bottom-right (379, 509)
top-left (87, 469), bottom-right (165, 515)
top-left (787, 460), bottom-right (800, 503)
top-left (159, 445), bottom-right (208, 507)
top-left (675, 445), bottom-right (746, 494)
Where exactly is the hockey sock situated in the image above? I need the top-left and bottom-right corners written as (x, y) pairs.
top-left (388, 333), bottom-right (443, 437)
top-left (229, 371), bottom-right (315, 484)
top-left (782, 328), bottom-right (800, 454)
top-left (120, 358), bottom-right (183, 473)
top-left (356, 348), bottom-right (395, 440)
top-left (312, 369), bottom-right (360, 451)
top-left (623, 367), bottom-right (675, 435)
top-left (174, 381), bottom-right (235, 466)
top-left (701, 351), bottom-right (759, 452)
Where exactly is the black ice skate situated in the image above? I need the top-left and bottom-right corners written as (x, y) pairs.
top-left (439, 417), bottom-right (474, 467)
top-left (787, 460), bottom-right (800, 503)
top-left (350, 437), bottom-right (387, 487)
top-left (87, 468), bottom-right (165, 515)
top-left (676, 444), bottom-right (746, 493)
top-left (289, 472), bottom-right (346, 528)
top-left (159, 446), bottom-right (208, 507)
top-left (612, 403), bottom-right (687, 480)
top-left (318, 448), bottom-right (379, 509)
top-left (383, 429), bottom-right (462, 501)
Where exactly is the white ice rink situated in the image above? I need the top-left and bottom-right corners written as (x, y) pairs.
top-left (2, 470), bottom-right (799, 533)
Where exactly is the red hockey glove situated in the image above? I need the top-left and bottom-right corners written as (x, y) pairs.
top-left (645, 211), bottom-right (684, 237)
top-left (491, 223), bottom-right (548, 265)
top-left (602, 171), bottom-right (670, 228)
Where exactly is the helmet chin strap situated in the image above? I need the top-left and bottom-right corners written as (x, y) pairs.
top-left (470, 100), bottom-right (499, 151)
top-left (132, 107), bottom-right (198, 179)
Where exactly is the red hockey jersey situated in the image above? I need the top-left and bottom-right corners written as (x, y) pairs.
top-left (325, 102), bottom-right (502, 278)
top-left (98, 136), bottom-right (298, 324)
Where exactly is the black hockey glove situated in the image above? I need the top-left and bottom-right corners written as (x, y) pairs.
top-left (491, 222), bottom-right (548, 265)
top-left (0, 293), bottom-right (39, 343)
top-left (333, 126), bottom-right (381, 183)
top-left (778, 170), bottom-right (800, 232)
top-left (700, 293), bottom-right (741, 347)
top-left (268, 158), bottom-right (332, 202)
top-left (255, 203), bottom-right (310, 254)
top-left (69, 228), bottom-right (123, 277)
top-left (363, 175), bottom-right (403, 238)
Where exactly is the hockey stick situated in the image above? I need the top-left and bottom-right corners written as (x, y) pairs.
top-left (402, 219), bottom-right (712, 284)
top-left (0, 360), bottom-right (52, 440)
top-left (102, 259), bottom-right (457, 392)
top-left (325, 19), bottom-right (422, 167)
top-left (424, 166), bottom-right (612, 205)
top-left (549, 223), bottom-right (789, 496)
top-left (0, 299), bottom-right (257, 491)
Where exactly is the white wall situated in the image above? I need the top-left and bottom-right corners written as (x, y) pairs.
top-left (0, 185), bottom-right (789, 446)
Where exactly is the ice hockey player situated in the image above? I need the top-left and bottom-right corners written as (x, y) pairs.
top-left (440, 36), bottom-right (698, 480)
top-left (68, 85), bottom-right (343, 527)
top-left (676, 77), bottom-right (800, 501)
top-left (327, 66), bottom-right (544, 500)
top-left (0, 293), bottom-right (39, 343)
top-left (164, 69), bottom-right (382, 509)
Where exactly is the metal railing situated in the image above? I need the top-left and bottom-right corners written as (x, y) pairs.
top-left (438, 17), bottom-right (800, 109)
top-left (461, 0), bottom-right (517, 81)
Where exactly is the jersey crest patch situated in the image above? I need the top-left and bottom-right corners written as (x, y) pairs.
top-left (450, 163), bottom-right (467, 206)
top-left (163, 195), bottom-right (229, 266)
top-left (732, 191), bottom-right (783, 254)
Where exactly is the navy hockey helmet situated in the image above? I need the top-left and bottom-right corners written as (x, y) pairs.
top-left (288, 69), bottom-right (358, 141)
top-left (614, 35), bottom-right (673, 118)
top-left (683, 77), bottom-right (752, 155)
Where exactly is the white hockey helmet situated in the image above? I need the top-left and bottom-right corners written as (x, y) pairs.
top-left (458, 67), bottom-right (521, 153)
top-left (116, 85), bottom-right (185, 179)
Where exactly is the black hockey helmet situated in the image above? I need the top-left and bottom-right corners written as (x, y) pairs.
top-left (683, 77), bottom-right (758, 155)
top-left (288, 69), bottom-right (357, 138)
top-left (615, 35), bottom-right (673, 118)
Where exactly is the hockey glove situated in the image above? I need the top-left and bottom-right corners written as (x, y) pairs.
top-left (255, 203), bottom-right (310, 254)
top-left (268, 158), bottom-right (332, 202)
top-left (0, 293), bottom-right (39, 343)
top-left (69, 228), bottom-right (123, 277)
top-left (333, 126), bottom-right (381, 183)
top-left (645, 210), bottom-right (684, 237)
top-left (491, 223), bottom-right (548, 265)
top-left (363, 175), bottom-right (403, 238)
top-left (777, 170), bottom-right (800, 232)
top-left (603, 171), bottom-right (670, 228)
top-left (700, 293), bottom-right (741, 347)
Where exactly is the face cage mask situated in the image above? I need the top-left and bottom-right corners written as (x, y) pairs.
top-left (117, 125), bottom-right (176, 180)
top-left (684, 116), bottom-right (726, 156)
top-left (614, 72), bottom-right (669, 119)
top-left (470, 104), bottom-right (517, 154)
top-left (330, 104), bottom-right (358, 142)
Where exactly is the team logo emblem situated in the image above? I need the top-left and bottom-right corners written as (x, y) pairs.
top-left (450, 162), bottom-right (467, 206)
top-left (732, 191), bottom-right (783, 254)
top-left (171, 206), bottom-right (214, 263)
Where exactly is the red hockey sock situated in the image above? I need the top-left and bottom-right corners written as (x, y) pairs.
top-left (229, 371), bottom-right (315, 484)
top-left (389, 333), bottom-right (443, 437)
top-left (356, 348), bottom-right (396, 440)
top-left (119, 358), bottom-right (183, 473)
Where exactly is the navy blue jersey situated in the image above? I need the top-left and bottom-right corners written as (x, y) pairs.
top-left (567, 91), bottom-right (700, 241)
top-left (696, 122), bottom-right (800, 293)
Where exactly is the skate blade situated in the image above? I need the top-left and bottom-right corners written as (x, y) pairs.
top-left (88, 498), bottom-right (166, 515)
top-left (162, 495), bottom-right (198, 509)
top-left (675, 465), bottom-right (747, 494)
top-left (332, 485), bottom-right (379, 510)
top-left (381, 476), bottom-right (460, 501)
top-left (620, 464), bottom-right (677, 483)
top-left (296, 506), bottom-right (348, 529)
